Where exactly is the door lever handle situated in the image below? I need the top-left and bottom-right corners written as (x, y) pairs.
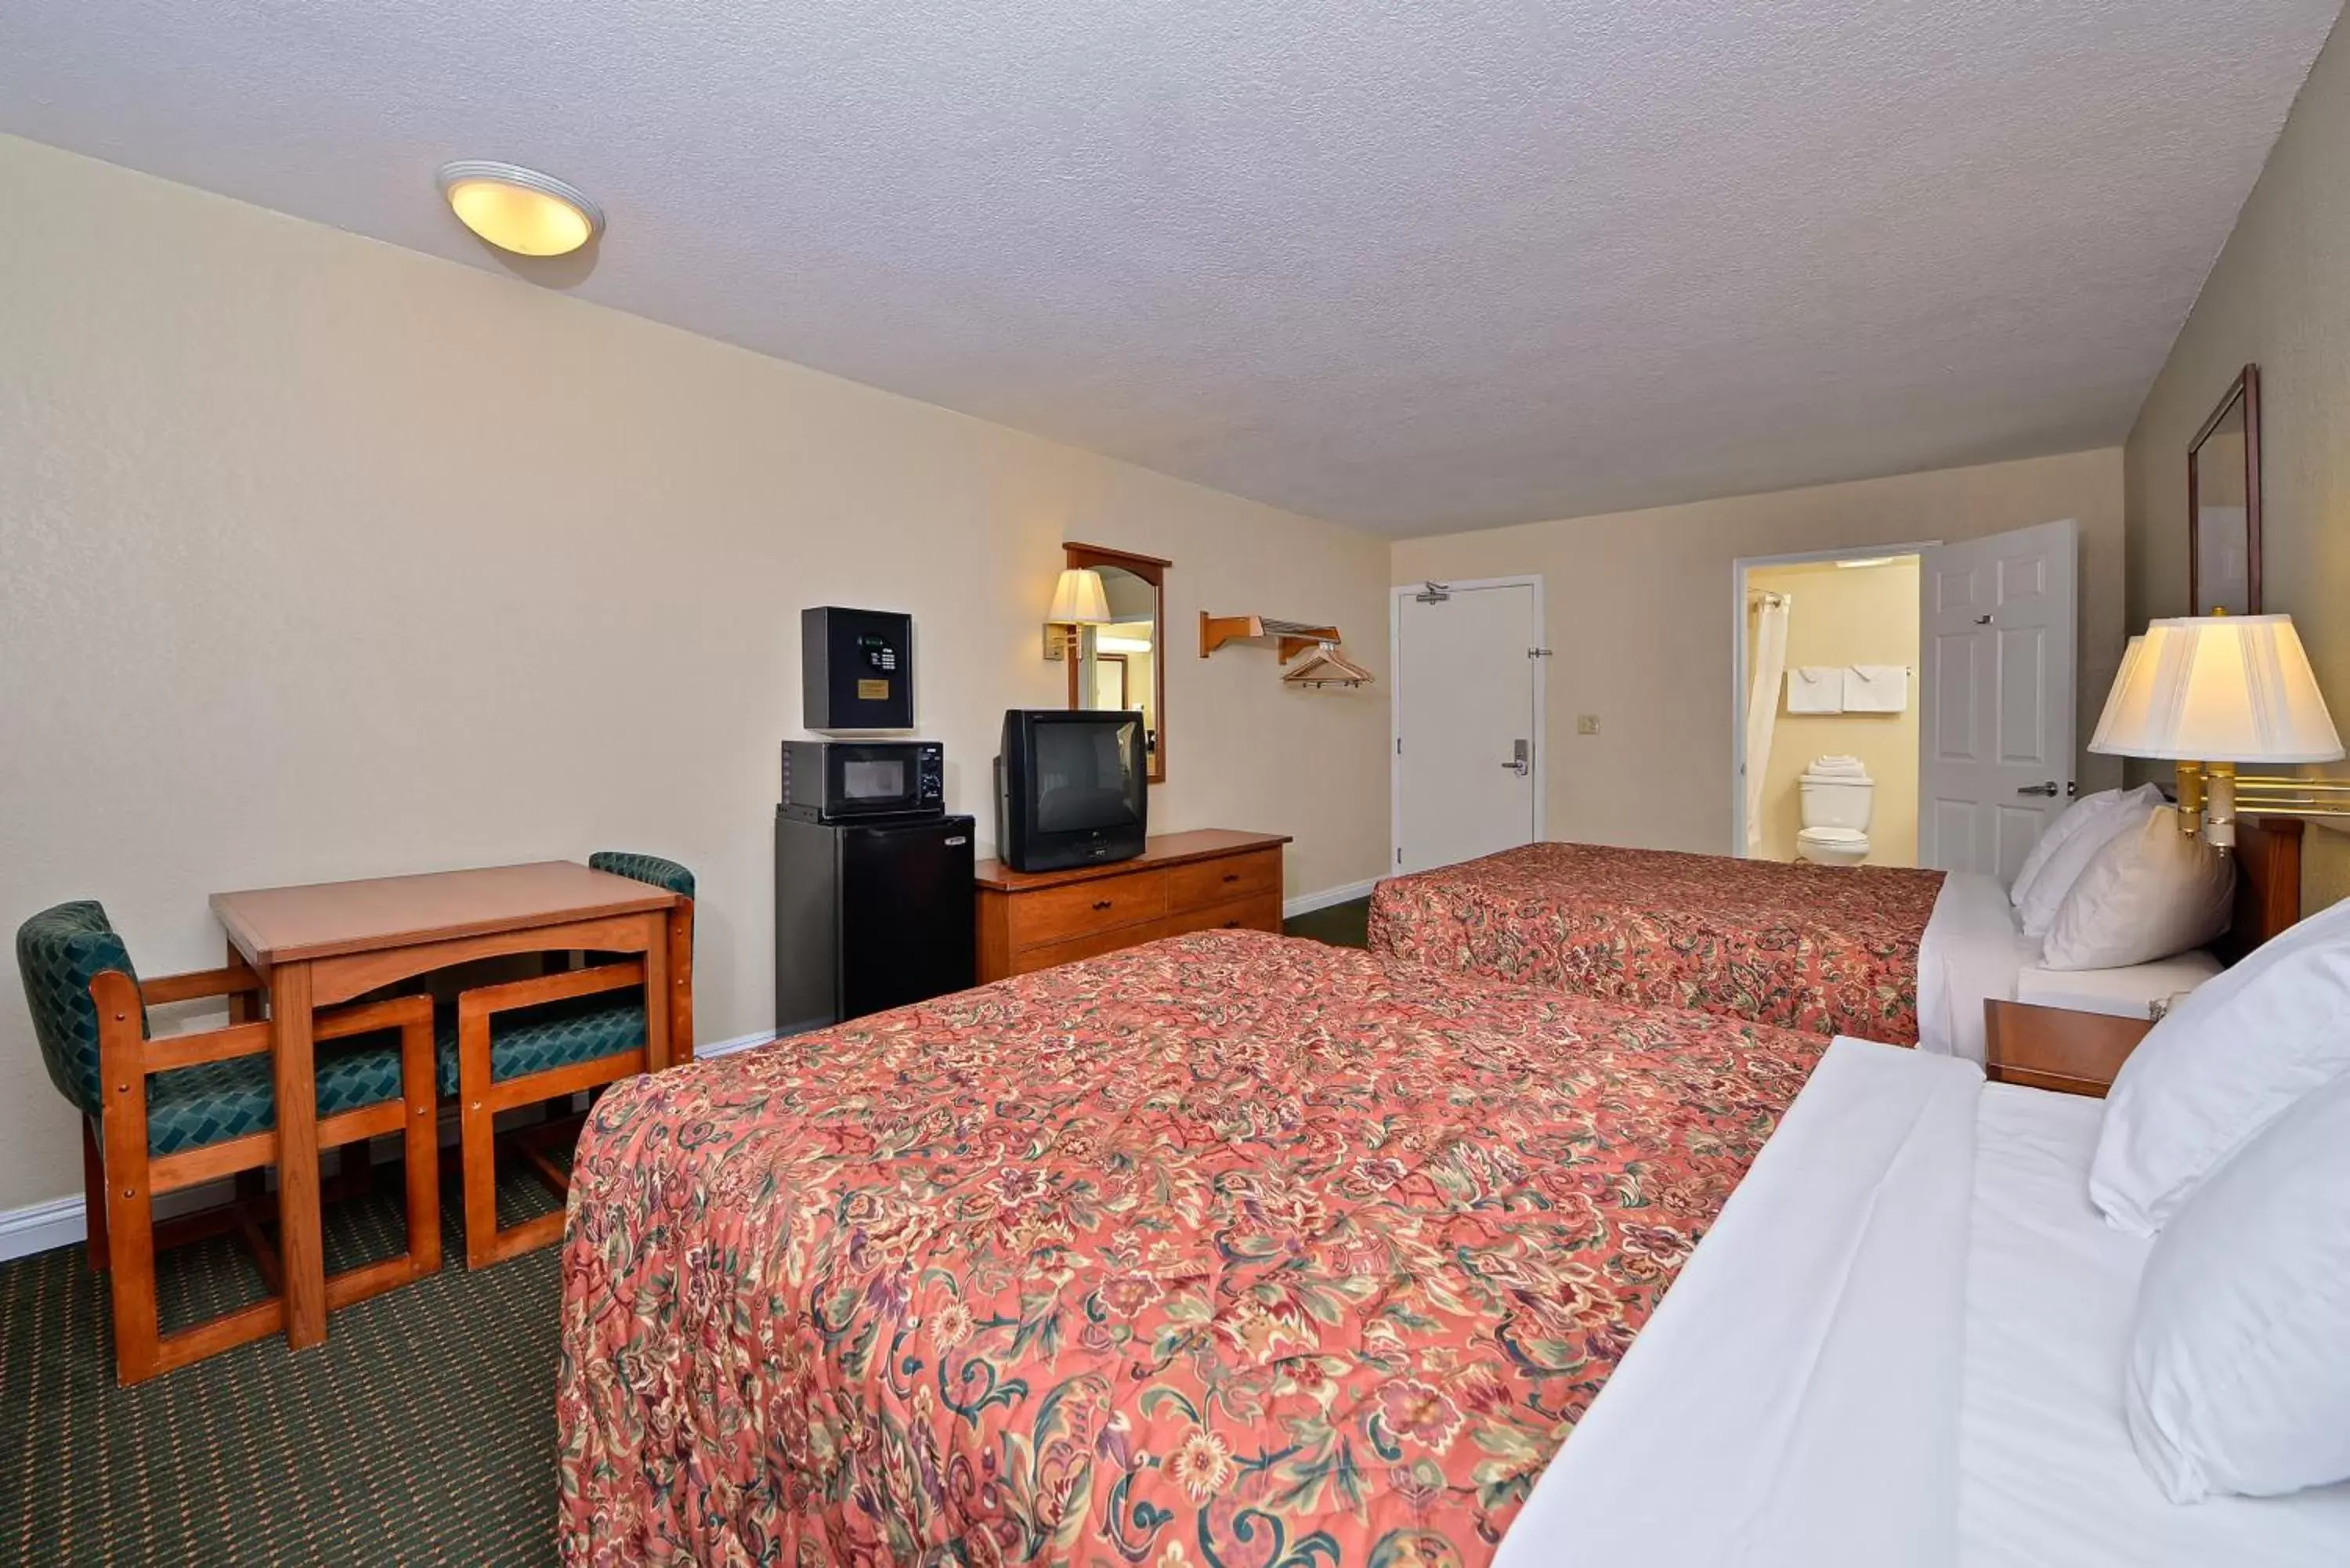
top-left (2016, 780), bottom-right (2061, 797)
top-left (1502, 739), bottom-right (1532, 776)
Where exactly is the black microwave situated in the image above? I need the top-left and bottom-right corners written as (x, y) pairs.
top-left (781, 739), bottom-right (945, 822)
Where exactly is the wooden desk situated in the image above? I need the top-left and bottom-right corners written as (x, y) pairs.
top-left (211, 861), bottom-right (692, 1350)
top-left (974, 829), bottom-right (1290, 981)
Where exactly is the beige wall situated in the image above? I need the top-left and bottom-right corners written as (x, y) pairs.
top-left (1392, 448), bottom-right (2125, 856)
top-left (2123, 21), bottom-right (2350, 913)
top-left (0, 135), bottom-right (1391, 1215)
top-left (1744, 558), bottom-right (1921, 865)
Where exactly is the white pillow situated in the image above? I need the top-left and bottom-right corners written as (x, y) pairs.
top-left (2040, 809), bottom-right (2233, 970)
top-left (2009, 786), bottom-right (2124, 909)
top-left (2126, 1068), bottom-right (2350, 1502)
top-left (2092, 892), bottom-right (2350, 1235)
top-left (2016, 786), bottom-right (2164, 940)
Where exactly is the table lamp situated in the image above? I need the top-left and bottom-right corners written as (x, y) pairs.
top-left (2088, 612), bottom-right (2345, 848)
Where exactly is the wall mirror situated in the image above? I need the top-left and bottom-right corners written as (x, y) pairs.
top-left (1063, 541), bottom-right (1168, 783)
top-left (2189, 363), bottom-right (2261, 614)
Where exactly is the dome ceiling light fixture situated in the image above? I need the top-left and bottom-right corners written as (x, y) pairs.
top-left (436, 161), bottom-right (603, 256)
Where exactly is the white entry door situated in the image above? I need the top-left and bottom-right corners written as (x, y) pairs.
top-left (1392, 578), bottom-right (1544, 874)
top-left (1918, 518), bottom-right (2079, 878)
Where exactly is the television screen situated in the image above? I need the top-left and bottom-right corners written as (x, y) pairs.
top-left (1033, 717), bottom-right (1143, 834)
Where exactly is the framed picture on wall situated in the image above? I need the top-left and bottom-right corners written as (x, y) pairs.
top-left (2188, 363), bottom-right (2261, 615)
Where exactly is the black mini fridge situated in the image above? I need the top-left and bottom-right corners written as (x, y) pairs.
top-left (775, 810), bottom-right (976, 1035)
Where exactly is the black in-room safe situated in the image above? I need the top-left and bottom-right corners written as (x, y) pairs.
top-left (802, 605), bottom-right (914, 732)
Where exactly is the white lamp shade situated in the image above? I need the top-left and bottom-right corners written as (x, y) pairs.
top-left (1047, 568), bottom-right (1113, 624)
top-left (2088, 614), bottom-right (2343, 763)
top-left (2088, 634), bottom-right (2146, 753)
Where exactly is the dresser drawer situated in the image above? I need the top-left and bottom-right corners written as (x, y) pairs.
top-left (1166, 850), bottom-right (1282, 913)
top-left (1161, 892), bottom-right (1283, 939)
top-left (1006, 867), bottom-right (1168, 949)
top-left (1009, 919), bottom-right (1170, 975)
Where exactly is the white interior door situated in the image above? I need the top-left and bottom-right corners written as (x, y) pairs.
top-left (1392, 579), bottom-right (1543, 874)
top-left (1918, 518), bottom-right (2078, 878)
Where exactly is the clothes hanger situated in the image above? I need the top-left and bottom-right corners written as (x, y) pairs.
top-left (1283, 641), bottom-right (1375, 688)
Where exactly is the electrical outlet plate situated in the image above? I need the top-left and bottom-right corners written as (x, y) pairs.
top-left (1577, 714), bottom-right (1601, 735)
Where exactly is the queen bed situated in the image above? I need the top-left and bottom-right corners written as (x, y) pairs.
top-left (1366, 818), bottom-right (2302, 1058)
top-left (557, 906), bottom-right (2348, 1566)
top-left (1370, 842), bottom-right (1950, 1045)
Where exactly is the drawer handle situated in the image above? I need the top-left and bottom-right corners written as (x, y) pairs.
top-left (1222, 872), bottom-right (1239, 883)
top-left (1092, 898), bottom-right (1113, 911)
top-left (1223, 919), bottom-right (1242, 928)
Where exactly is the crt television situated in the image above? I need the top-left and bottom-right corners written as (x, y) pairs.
top-left (996, 709), bottom-right (1148, 872)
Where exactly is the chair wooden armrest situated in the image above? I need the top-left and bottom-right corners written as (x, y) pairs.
top-left (139, 964), bottom-right (263, 1007)
top-left (139, 1021), bottom-right (273, 1074)
top-left (460, 959), bottom-right (645, 1017)
top-left (117, 988), bottom-right (428, 1076)
top-left (313, 992), bottom-right (434, 1042)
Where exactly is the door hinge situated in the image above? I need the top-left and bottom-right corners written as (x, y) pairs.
top-left (1397, 847), bottom-right (1404, 865)
top-left (1395, 737), bottom-right (1403, 755)
top-left (1528, 648), bottom-right (1553, 659)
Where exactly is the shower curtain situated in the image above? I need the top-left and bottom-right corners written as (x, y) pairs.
top-left (1744, 595), bottom-right (1790, 854)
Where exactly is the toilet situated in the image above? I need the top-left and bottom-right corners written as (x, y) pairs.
top-left (1796, 757), bottom-right (1874, 866)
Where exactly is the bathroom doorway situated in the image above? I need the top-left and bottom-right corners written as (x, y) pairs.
top-left (1731, 547), bottom-right (1929, 866)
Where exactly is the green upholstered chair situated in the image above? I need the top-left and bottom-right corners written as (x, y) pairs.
top-left (443, 851), bottom-right (694, 1269)
top-left (16, 901), bottom-right (441, 1384)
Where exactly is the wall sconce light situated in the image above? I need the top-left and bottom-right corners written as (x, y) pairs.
top-left (1043, 567), bottom-right (1112, 660)
top-left (2090, 612), bottom-right (2345, 848)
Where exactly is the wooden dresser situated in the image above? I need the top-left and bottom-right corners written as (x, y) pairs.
top-left (974, 829), bottom-right (1291, 981)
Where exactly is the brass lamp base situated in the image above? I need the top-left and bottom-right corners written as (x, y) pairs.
top-left (2177, 759), bottom-right (2350, 843)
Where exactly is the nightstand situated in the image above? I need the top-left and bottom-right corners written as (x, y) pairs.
top-left (1983, 999), bottom-right (2154, 1097)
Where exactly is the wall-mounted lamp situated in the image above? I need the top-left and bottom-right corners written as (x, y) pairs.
top-left (2090, 612), bottom-right (2345, 849)
top-left (437, 161), bottom-right (604, 256)
top-left (1043, 567), bottom-right (1112, 659)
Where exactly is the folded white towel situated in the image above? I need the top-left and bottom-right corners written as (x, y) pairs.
top-left (1807, 754), bottom-right (1867, 776)
top-left (1844, 664), bottom-right (1908, 713)
top-left (1786, 667), bottom-right (1845, 714)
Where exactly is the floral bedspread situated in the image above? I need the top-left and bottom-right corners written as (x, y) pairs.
top-left (556, 930), bottom-right (1825, 1566)
top-left (1368, 842), bottom-right (1946, 1046)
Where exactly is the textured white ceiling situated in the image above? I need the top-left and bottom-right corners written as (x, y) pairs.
top-left (2, 2), bottom-right (2337, 535)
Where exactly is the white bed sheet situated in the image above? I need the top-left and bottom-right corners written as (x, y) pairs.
top-left (1915, 873), bottom-right (2222, 1061)
top-left (1959, 1083), bottom-right (2350, 1567)
top-left (1499, 1046), bottom-right (2350, 1567)
top-left (1498, 1039), bottom-right (1982, 1568)
top-left (1918, 872), bottom-right (2036, 1061)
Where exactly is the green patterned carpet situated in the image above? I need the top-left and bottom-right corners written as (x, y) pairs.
top-left (0, 1164), bottom-right (566, 1566)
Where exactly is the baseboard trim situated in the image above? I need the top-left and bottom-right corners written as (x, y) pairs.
top-left (695, 1030), bottom-right (772, 1060)
top-left (1284, 878), bottom-right (1379, 920)
top-left (0, 1195), bottom-right (86, 1264)
top-left (0, 1030), bottom-right (781, 1264)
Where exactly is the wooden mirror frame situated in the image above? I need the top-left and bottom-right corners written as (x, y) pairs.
top-left (2188, 363), bottom-right (2261, 615)
top-left (1064, 541), bottom-right (1170, 785)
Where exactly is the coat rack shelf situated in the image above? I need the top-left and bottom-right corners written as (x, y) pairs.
top-left (1198, 612), bottom-right (1343, 663)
